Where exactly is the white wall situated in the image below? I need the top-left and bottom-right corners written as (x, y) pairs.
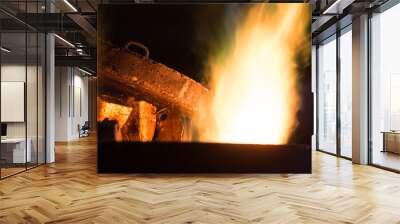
top-left (1, 65), bottom-right (26, 139)
top-left (72, 73), bottom-right (89, 138)
top-left (55, 67), bottom-right (89, 141)
top-left (55, 66), bottom-right (70, 141)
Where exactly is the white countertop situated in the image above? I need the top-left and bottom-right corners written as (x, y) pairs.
top-left (1, 138), bottom-right (28, 143)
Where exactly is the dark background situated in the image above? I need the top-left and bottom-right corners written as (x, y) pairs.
top-left (98, 4), bottom-right (313, 145)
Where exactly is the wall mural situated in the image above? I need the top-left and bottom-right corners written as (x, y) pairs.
top-left (97, 3), bottom-right (312, 173)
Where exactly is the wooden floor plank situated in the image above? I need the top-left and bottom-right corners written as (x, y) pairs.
top-left (0, 136), bottom-right (400, 223)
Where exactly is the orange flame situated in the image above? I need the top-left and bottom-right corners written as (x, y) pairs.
top-left (196, 4), bottom-right (310, 144)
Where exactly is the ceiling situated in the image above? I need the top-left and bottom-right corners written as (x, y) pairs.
top-left (0, 0), bottom-right (392, 71)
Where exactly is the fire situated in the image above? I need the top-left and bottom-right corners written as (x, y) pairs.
top-left (196, 4), bottom-right (310, 144)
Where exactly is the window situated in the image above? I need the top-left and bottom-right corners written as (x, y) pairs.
top-left (370, 3), bottom-right (400, 171)
top-left (317, 35), bottom-right (337, 154)
top-left (339, 27), bottom-right (352, 158)
top-left (316, 25), bottom-right (353, 159)
top-left (0, 1), bottom-right (47, 179)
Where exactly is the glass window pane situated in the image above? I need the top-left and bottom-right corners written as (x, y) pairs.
top-left (318, 36), bottom-right (337, 154)
top-left (1, 31), bottom-right (28, 177)
top-left (371, 4), bottom-right (400, 171)
top-left (1, 1), bottom-right (46, 179)
top-left (340, 28), bottom-right (352, 158)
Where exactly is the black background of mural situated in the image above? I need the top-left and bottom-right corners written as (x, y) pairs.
top-left (97, 4), bottom-right (312, 173)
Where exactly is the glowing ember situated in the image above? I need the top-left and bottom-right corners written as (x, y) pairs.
top-left (97, 98), bottom-right (132, 128)
top-left (196, 4), bottom-right (310, 144)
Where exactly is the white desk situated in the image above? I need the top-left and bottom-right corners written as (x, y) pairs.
top-left (1, 138), bottom-right (31, 163)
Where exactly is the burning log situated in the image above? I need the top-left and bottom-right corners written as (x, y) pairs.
top-left (97, 98), bottom-right (133, 129)
top-left (121, 101), bottom-right (157, 141)
top-left (98, 42), bottom-right (209, 142)
top-left (98, 98), bottom-right (190, 142)
top-left (98, 42), bottom-right (209, 116)
top-left (154, 108), bottom-right (187, 141)
top-left (98, 98), bottom-right (157, 142)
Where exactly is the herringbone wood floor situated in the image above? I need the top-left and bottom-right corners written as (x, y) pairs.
top-left (1, 136), bottom-right (400, 224)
